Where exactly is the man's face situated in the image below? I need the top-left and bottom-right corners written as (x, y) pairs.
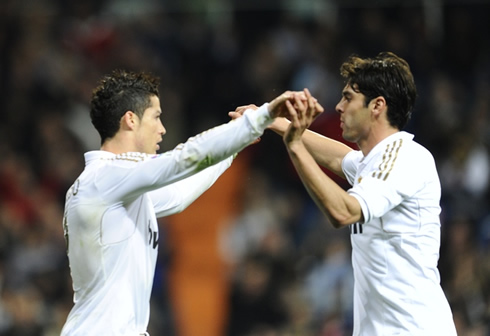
top-left (335, 84), bottom-right (371, 143)
top-left (134, 95), bottom-right (166, 154)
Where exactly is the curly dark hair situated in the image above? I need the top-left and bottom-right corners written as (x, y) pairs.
top-left (90, 69), bottom-right (160, 144)
top-left (340, 52), bottom-right (417, 130)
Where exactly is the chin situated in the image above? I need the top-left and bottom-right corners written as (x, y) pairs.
top-left (342, 131), bottom-right (355, 143)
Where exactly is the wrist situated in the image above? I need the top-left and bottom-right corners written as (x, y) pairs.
top-left (245, 103), bottom-right (274, 134)
top-left (285, 138), bottom-right (304, 152)
top-left (269, 117), bottom-right (290, 134)
top-left (265, 102), bottom-right (274, 119)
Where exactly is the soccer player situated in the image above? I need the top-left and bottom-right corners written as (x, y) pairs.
top-left (60, 69), bottom-right (311, 336)
top-left (276, 52), bottom-right (456, 335)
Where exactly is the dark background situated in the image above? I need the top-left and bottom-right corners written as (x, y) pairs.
top-left (0, 0), bottom-right (489, 335)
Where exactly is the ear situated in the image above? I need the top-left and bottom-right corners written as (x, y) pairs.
top-left (371, 96), bottom-right (387, 118)
top-left (121, 111), bottom-right (139, 130)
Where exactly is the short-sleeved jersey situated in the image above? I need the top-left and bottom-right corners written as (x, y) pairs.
top-left (342, 131), bottom-right (456, 336)
top-left (61, 105), bottom-right (273, 336)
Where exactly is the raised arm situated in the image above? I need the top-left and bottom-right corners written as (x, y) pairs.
top-left (97, 91), bottom-right (304, 202)
top-left (269, 117), bottom-right (352, 178)
top-left (230, 103), bottom-right (352, 178)
top-left (283, 89), bottom-right (363, 228)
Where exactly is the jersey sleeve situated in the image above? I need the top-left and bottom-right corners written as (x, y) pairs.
top-left (95, 104), bottom-right (272, 202)
top-left (148, 156), bottom-right (233, 217)
top-left (342, 150), bottom-right (363, 186)
top-left (347, 143), bottom-right (431, 224)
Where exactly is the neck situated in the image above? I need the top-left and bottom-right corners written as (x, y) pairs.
top-left (100, 134), bottom-right (136, 154)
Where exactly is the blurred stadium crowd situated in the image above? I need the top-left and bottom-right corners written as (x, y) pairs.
top-left (0, 0), bottom-right (489, 335)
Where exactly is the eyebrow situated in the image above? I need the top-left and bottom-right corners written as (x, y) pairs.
top-left (342, 84), bottom-right (360, 97)
top-left (342, 90), bottom-right (353, 98)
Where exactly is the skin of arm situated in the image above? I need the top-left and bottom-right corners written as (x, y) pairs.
top-left (283, 89), bottom-right (363, 228)
top-left (270, 117), bottom-right (352, 178)
top-left (230, 102), bottom-right (352, 178)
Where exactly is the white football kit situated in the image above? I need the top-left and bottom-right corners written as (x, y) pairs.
top-left (61, 105), bottom-right (272, 335)
top-left (342, 131), bottom-right (457, 336)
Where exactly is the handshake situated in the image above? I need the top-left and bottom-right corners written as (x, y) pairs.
top-left (228, 88), bottom-right (324, 146)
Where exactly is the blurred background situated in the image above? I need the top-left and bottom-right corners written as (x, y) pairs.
top-left (0, 0), bottom-right (489, 335)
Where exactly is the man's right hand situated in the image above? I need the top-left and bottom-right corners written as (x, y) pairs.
top-left (283, 88), bottom-right (324, 146)
top-left (267, 91), bottom-right (303, 118)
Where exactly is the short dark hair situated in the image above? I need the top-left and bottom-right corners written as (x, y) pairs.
top-left (90, 69), bottom-right (160, 144)
top-left (340, 52), bottom-right (416, 130)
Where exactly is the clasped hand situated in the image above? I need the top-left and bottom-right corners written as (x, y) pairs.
top-left (228, 88), bottom-right (324, 145)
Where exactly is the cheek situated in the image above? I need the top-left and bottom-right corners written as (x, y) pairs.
top-left (150, 121), bottom-right (160, 133)
top-left (344, 109), bottom-right (355, 123)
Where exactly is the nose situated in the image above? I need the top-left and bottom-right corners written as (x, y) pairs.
top-left (335, 100), bottom-right (343, 114)
top-left (159, 120), bottom-right (166, 135)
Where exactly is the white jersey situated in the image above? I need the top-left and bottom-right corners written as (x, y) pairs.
top-left (61, 105), bottom-right (273, 335)
top-left (342, 131), bottom-right (456, 336)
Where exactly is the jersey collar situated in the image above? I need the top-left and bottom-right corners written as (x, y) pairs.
top-left (84, 150), bottom-right (116, 165)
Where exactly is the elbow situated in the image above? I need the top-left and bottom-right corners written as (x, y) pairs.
top-left (330, 216), bottom-right (354, 229)
top-left (316, 204), bottom-right (350, 229)
top-left (330, 220), bottom-right (344, 229)
top-left (331, 196), bottom-right (363, 228)
top-left (317, 194), bottom-right (363, 229)
top-left (325, 211), bottom-right (361, 229)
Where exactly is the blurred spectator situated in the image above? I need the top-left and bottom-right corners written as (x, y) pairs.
top-left (440, 217), bottom-right (488, 335)
top-left (303, 235), bottom-right (353, 334)
top-left (226, 252), bottom-right (289, 336)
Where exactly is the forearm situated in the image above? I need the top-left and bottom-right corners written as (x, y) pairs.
top-left (150, 156), bottom-right (234, 217)
top-left (174, 103), bottom-right (272, 170)
top-left (141, 104), bottom-right (273, 191)
top-left (286, 141), bottom-right (362, 228)
top-left (272, 118), bottom-right (352, 177)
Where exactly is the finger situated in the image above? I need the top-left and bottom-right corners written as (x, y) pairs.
top-left (293, 94), bottom-right (306, 115)
top-left (247, 104), bottom-right (259, 110)
top-left (303, 89), bottom-right (324, 118)
top-left (234, 105), bottom-right (251, 114)
top-left (294, 91), bottom-right (307, 101)
top-left (305, 89), bottom-right (316, 120)
top-left (305, 88), bottom-right (313, 105)
top-left (269, 92), bottom-right (292, 117)
top-left (304, 88), bottom-right (314, 105)
top-left (303, 88), bottom-right (311, 111)
top-left (315, 101), bottom-right (324, 114)
top-left (280, 91), bottom-right (293, 102)
top-left (286, 100), bottom-right (300, 128)
top-left (228, 111), bottom-right (242, 120)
